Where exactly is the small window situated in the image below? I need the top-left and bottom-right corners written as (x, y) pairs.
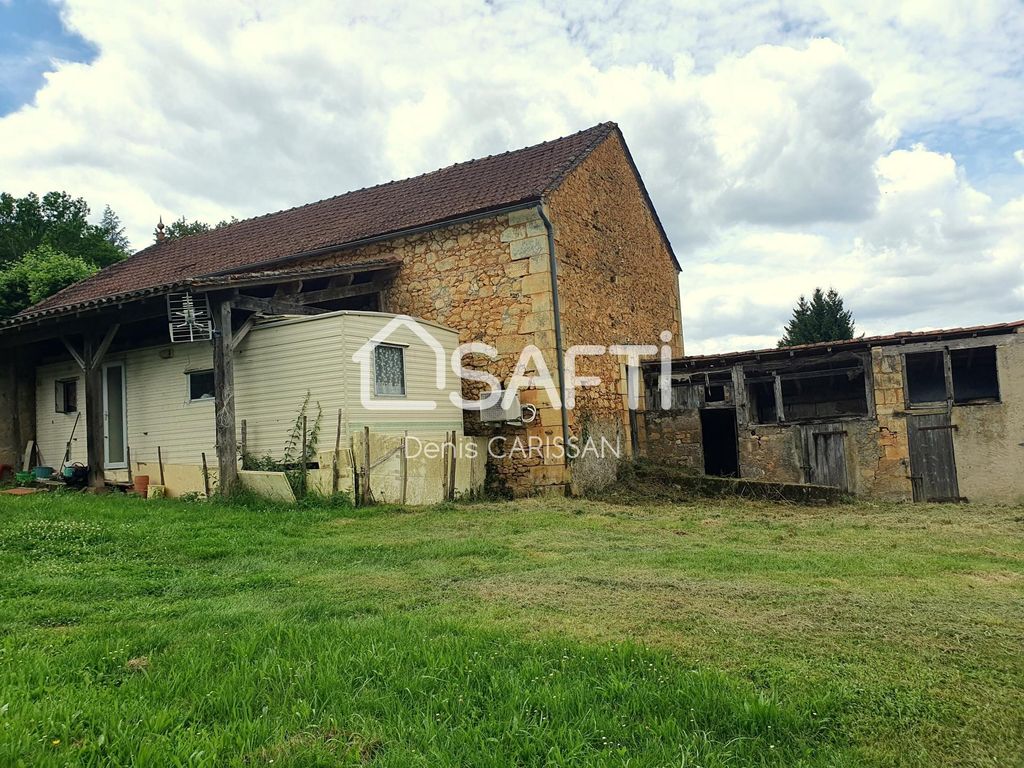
top-left (705, 385), bottom-right (726, 403)
top-left (905, 351), bottom-right (946, 405)
top-left (188, 370), bottom-right (216, 401)
top-left (747, 380), bottom-right (777, 423)
top-left (374, 344), bottom-right (406, 397)
top-left (951, 346), bottom-right (999, 403)
top-left (55, 378), bottom-right (78, 414)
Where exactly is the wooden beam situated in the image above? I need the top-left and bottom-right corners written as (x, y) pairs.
top-left (773, 373), bottom-right (785, 423)
top-left (296, 275), bottom-right (394, 305)
top-left (83, 335), bottom-right (105, 489)
top-left (230, 295), bottom-right (326, 316)
top-left (229, 315), bottom-right (257, 352)
top-left (0, 303), bottom-right (166, 349)
top-left (274, 280), bottom-right (303, 297)
top-left (213, 300), bottom-right (238, 495)
top-left (91, 324), bottom-right (120, 369)
top-left (61, 337), bottom-right (87, 370)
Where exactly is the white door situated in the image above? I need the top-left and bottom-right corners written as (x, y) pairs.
top-left (103, 362), bottom-right (128, 469)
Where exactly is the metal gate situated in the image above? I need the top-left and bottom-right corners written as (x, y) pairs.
top-left (907, 413), bottom-right (960, 502)
top-left (801, 423), bottom-right (849, 491)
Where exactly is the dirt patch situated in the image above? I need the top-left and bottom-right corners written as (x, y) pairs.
top-left (966, 570), bottom-right (1023, 586)
top-left (126, 656), bottom-right (150, 672)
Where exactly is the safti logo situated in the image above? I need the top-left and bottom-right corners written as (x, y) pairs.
top-left (351, 315), bottom-right (678, 412)
top-left (352, 316), bottom-right (448, 411)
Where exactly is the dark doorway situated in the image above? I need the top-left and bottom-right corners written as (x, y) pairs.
top-left (701, 409), bottom-right (739, 477)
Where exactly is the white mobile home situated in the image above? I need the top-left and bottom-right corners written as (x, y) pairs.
top-left (33, 311), bottom-right (484, 502)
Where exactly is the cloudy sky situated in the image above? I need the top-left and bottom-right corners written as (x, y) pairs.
top-left (1, 0), bottom-right (1022, 353)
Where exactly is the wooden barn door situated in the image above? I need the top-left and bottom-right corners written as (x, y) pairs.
top-left (907, 413), bottom-right (960, 502)
top-left (801, 423), bottom-right (849, 491)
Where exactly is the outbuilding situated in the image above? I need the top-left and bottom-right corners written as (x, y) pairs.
top-left (641, 321), bottom-right (1024, 503)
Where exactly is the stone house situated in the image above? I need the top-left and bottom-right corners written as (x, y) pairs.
top-left (0, 122), bottom-right (683, 497)
top-left (641, 321), bottom-right (1024, 503)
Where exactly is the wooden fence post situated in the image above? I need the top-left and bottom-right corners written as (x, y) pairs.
top-left (240, 420), bottom-right (247, 465)
top-left (201, 452), bottom-right (211, 498)
top-left (300, 415), bottom-right (308, 498)
top-left (448, 431), bottom-right (457, 501)
top-left (362, 425), bottom-right (372, 503)
top-left (332, 410), bottom-right (342, 496)
top-left (400, 431), bottom-right (408, 505)
top-left (349, 434), bottom-right (359, 506)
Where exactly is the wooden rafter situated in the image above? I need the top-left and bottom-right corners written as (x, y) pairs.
top-left (230, 295), bottom-right (327, 316)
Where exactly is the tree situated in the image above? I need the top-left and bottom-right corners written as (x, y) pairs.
top-left (159, 215), bottom-right (238, 242)
top-left (100, 205), bottom-right (132, 257)
top-left (0, 191), bottom-right (128, 319)
top-left (778, 287), bottom-right (856, 347)
top-left (0, 244), bottom-right (97, 318)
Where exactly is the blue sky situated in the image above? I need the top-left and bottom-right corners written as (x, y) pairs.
top-left (0, 1), bottom-right (1021, 353)
top-left (0, 0), bottom-right (95, 115)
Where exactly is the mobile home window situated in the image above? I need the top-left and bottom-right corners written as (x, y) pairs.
top-left (374, 344), bottom-right (406, 396)
top-left (55, 378), bottom-right (78, 414)
top-left (188, 370), bottom-right (216, 401)
top-left (951, 346), bottom-right (999, 403)
top-left (904, 351), bottom-right (946, 405)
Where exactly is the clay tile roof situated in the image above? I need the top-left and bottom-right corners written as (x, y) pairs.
top-left (655, 319), bottom-right (1024, 369)
top-left (18, 122), bottom-right (619, 322)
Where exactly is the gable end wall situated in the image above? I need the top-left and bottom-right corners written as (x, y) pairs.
top-left (548, 132), bottom-right (683, 492)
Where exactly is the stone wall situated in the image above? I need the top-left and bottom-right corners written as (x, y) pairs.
top-left (547, 132), bottom-right (683, 492)
top-left (737, 425), bottom-right (804, 484)
top-left (642, 410), bottom-right (703, 472)
top-left (293, 131), bottom-right (683, 496)
top-left (867, 349), bottom-right (914, 499)
top-left (295, 210), bottom-right (566, 495)
top-left (638, 341), bottom-right (1024, 502)
top-left (951, 338), bottom-right (1024, 503)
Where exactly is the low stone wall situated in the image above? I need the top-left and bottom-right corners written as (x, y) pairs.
top-left (641, 410), bottom-right (703, 472)
top-left (617, 462), bottom-right (847, 504)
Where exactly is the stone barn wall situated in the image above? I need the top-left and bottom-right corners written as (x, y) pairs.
top-left (547, 131), bottom-right (683, 493)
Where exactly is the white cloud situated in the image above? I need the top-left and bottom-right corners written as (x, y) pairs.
top-left (1015, 149), bottom-right (1024, 166)
top-left (684, 145), bottom-right (1024, 354)
top-left (0, 0), bottom-right (1022, 354)
top-left (701, 39), bottom-right (891, 226)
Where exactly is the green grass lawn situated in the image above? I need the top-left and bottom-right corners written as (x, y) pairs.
top-left (0, 491), bottom-right (1021, 767)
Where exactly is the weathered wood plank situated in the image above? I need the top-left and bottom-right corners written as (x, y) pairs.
top-left (83, 335), bottom-right (105, 488)
top-left (907, 413), bottom-right (960, 502)
top-left (297, 275), bottom-right (395, 305)
top-left (230, 295), bottom-right (327, 316)
top-left (213, 301), bottom-right (238, 495)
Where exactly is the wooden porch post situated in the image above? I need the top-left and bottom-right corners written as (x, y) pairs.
top-left (213, 300), bottom-right (238, 495)
top-left (83, 335), bottom-right (106, 489)
top-left (61, 325), bottom-right (120, 490)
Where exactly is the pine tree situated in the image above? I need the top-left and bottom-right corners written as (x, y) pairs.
top-left (778, 287), bottom-right (856, 347)
top-left (100, 205), bottom-right (132, 256)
